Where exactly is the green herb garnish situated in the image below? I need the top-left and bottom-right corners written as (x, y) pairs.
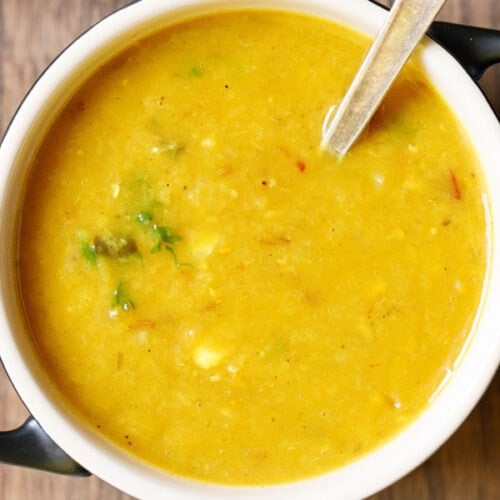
top-left (136, 212), bottom-right (186, 268)
top-left (136, 211), bottom-right (153, 224)
top-left (151, 224), bottom-right (182, 251)
top-left (113, 282), bottom-right (135, 311)
top-left (81, 240), bottom-right (97, 265)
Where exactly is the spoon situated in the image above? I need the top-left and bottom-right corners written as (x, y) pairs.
top-left (321, 0), bottom-right (448, 156)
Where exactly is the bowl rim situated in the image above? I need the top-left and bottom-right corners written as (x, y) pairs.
top-left (0, 0), bottom-right (499, 498)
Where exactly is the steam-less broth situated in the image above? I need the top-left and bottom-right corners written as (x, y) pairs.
top-left (19, 10), bottom-right (487, 485)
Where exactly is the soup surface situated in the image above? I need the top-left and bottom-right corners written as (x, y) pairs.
top-left (19, 10), bottom-right (487, 485)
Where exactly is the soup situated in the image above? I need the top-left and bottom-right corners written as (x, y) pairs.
top-left (18, 10), bottom-right (487, 485)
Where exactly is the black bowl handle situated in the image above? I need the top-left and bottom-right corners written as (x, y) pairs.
top-left (366, 0), bottom-right (500, 81)
top-left (0, 417), bottom-right (90, 476)
top-left (428, 22), bottom-right (500, 80)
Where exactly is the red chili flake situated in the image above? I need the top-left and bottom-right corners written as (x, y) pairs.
top-left (449, 169), bottom-right (461, 200)
top-left (297, 161), bottom-right (306, 172)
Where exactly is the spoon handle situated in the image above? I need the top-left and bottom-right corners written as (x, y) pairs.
top-left (322, 0), bottom-right (447, 156)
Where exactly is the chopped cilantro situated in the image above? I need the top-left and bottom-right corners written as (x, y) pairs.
top-left (164, 245), bottom-right (183, 269)
top-left (136, 211), bottom-right (153, 224)
top-left (113, 282), bottom-right (135, 311)
top-left (81, 240), bottom-right (97, 265)
top-left (136, 211), bottom-right (187, 268)
top-left (152, 224), bottom-right (182, 247)
top-left (151, 224), bottom-right (186, 268)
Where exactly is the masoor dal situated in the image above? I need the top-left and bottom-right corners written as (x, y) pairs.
top-left (19, 10), bottom-right (488, 485)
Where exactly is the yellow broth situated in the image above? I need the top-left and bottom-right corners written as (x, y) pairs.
top-left (19, 10), bottom-right (487, 485)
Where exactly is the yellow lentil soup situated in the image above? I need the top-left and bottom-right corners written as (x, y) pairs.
top-left (19, 10), bottom-right (487, 485)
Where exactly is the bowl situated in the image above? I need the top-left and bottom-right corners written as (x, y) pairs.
top-left (0, 0), bottom-right (499, 498)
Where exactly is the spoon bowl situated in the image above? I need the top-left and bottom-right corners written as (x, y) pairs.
top-left (322, 0), bottom-right (448, 156)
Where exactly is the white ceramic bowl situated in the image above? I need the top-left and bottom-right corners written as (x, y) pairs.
top-left (0, 1), bottom-right (499, 498)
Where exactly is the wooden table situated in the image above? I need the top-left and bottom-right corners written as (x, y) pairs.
top-left (0, 1), bottom-right (498, 498)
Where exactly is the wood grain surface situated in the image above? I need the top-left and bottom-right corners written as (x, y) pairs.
top-left (0, 1), bottom-right (498, 498)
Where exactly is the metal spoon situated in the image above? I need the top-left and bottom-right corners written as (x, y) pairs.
top-left (321, 0), bottom-right (448, 156)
